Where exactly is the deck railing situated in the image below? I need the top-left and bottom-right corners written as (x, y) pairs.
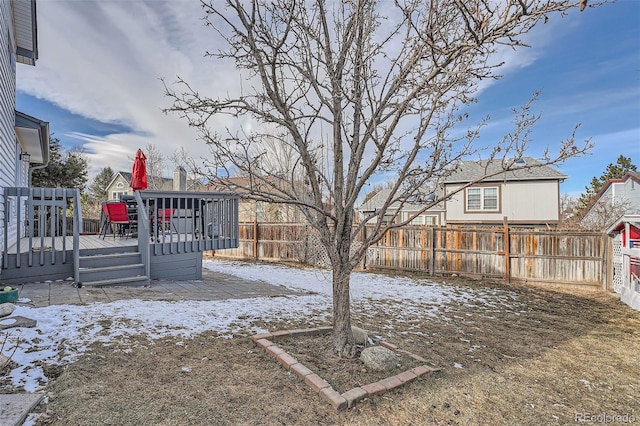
top-left (134, 190), bottom-right (239, 255)
top-left (2, 187), bottom-right (82, 283)
top-left (2, 188), bottom-right (238, 285)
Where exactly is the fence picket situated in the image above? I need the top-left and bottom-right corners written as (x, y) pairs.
top-left (214, 222), bottom-right (607, 289)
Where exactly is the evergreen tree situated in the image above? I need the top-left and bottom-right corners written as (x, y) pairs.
top-left (577, 155), bottom-right (637, 215)
top-left (88, 166), bottom-right (115, 203)
top-left (31, 137), bottom-right (88, 189)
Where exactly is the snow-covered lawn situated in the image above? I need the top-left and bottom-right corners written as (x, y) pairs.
top-left (2, 260), bottom-right (521, 392)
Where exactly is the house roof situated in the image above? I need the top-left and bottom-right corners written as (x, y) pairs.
top-left (443, 157), bottom-right (567, 184)
top-left (358, 188), bottom-right (442, 212)
top-left (606, 214), bottom-right (640, 235)
top-left (359, 188), bottom-right (393, 212)
top-left (12, 0), bottom-right (39, 66)
top-left (206, 176), bottom-right (305, 198)
top-left (581, 172), bottom-right (640, 218)
top-left (108, 171), bottom-right (201, 192)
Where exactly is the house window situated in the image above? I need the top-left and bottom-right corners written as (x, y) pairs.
top-left (409, 215), bottom-right (437, 225)
top-left (466, 187), bottom-right (499, 211)
top-left (116, 182), bottom-right (124, 189)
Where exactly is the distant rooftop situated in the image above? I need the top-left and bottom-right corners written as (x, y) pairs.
top-left (443, 157), bottom-right (567, 184)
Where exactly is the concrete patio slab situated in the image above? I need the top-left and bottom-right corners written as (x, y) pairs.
top-left (0, 393), bottom-right (44, 426)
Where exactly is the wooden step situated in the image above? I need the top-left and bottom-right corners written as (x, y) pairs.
top-left (79, 252), bottom-right (141, 269)
top-left (77, 249), bottom-right (147, 287)
top-left (79, 275), bottom-right (150, 288)
top-left (79, 263), bottom-right (145, 282)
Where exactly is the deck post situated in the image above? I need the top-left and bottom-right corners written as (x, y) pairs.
top-left (72, 189), bottom-right (82, 285)
top-left (135, 192), bottom-right (151, 281)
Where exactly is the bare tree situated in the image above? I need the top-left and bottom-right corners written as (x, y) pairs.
top-left (580, 198), bottom-right (635, 231)
top-left (169, 147), bottom-right (200, 178)
top-left (143, 143), bottom-right (166, 190)
top-left (558, 193), bottom-right (580, 229)
top-left (165, 0), bottom-right (598, 357)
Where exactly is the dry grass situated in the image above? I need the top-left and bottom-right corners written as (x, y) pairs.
top-left (31, 275), bottom-right (640, 425)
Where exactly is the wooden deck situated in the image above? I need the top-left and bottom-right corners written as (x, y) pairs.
top-left (2, 189), bottom-right (240, 285)
top-left (8, 234), bottom-right (138, 254)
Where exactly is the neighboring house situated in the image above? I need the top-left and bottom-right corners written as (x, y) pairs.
top-left (1, 0), bottom-right (50, 251)
top-left (207, 176), bottom-right (307, 223)
top-left (580, 172), bottom-right (640, 230)
top-left (443, 157), bottom-right (567, 227)
top-left (357, 157), bottom-right (567, 227)
top-left (106, 167), bottom-right (202, 200)
top-left (357, 188), bottom-right (445, 225)
top-left (606, 215), bottom-right (640, 311)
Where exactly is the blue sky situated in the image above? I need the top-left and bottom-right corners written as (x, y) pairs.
top-left (15, 0), bottom-right (640, 197)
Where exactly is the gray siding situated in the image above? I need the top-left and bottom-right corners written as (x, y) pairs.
top-left (150, 250), bottom-right (203, 281)
top-left (582, 177), bottom-right (640, 229)
top-left (1, 0), bottom-right (18, 254)
top-left (615, 178), bottom-right (640, 211)
top-left (106, 174), bottom-right (133, 200)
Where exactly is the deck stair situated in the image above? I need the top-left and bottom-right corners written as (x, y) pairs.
top-left (78, 247), bottom-right (149, 287)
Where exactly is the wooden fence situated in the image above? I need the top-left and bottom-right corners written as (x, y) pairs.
top-left (214, 221), bottom-right (609, 290)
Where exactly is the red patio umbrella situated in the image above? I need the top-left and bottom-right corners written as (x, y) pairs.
top-left (130, 149), bottom-right (148, 191)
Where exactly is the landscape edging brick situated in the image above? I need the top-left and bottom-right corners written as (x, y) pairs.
top-left (252, 329), bottom-right (441, 411)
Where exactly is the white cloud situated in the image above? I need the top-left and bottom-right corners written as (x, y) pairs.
top-left (16, 1), bottom-right (241, 177)
top-left (14, 1), bottom-right (603, 179)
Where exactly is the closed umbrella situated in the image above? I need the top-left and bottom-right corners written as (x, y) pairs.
top-left (130, 149), bottom-right (148, 191)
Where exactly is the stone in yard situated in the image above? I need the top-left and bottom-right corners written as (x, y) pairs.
top-left (360, 346), bottom-right (398, 372)
top-left (0, 353), bottom-right (10, 368)
top-left (0, 316), bottom-right (37, 331)
top-left (352, 326), bottom-right (369, 346)
top-left (0, 303), bottom-right (16, 318)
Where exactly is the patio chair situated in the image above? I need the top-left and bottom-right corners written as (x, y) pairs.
top-left (156, 208), bottom-right (176, 234)
top-left (100, 202), bottom-right (134, 239)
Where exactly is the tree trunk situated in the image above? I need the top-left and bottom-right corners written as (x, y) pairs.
top-left (332, 258), bottom-right (356, 358)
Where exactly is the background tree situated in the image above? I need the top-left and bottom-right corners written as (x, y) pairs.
top-left (165, 0), bottom-right (596, 357)
top-left (580, 198), bottom-right (633, 230)
top-left (88, 166), bottom-right (115, 203)
top-left (81, 166), bottom-right (115, 219)
top-left (576, 155), bottom-right (637, 216)
top-left (142, 143), bottom-right (166, 190)
top-left (31, 136), bottom-right (88, 189)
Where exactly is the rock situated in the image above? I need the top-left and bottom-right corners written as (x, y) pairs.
top-left (360, 346), bottom-right (398, 372)
top-left (0, 303), bottom-right (16, 318)
top-left (352, 326), bottom-right (369, 346)
top-left (0, 316), bottom-right (37, 330)
top-left (0, 353), bottom-right (10, 368)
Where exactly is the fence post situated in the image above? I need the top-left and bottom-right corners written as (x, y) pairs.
top-left (503, 216), bottom-right (510, 283)
top-left (430, 227), bottom-right (436, 276)
top-left (362, 224), bottom-right (367, 270)
top-left (253, 219), bottom-right (258, 260)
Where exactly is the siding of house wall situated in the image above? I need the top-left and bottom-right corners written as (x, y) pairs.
top-left (1, 1), bottom-right (19, 252)
top-left (106, 175), bottom-right (133, 200)
top-left (615, 178), bottom-right (640, 209)
top-left (445, 180), bottom-right (560, 224)
top-left (582, 178), bottom-right (640, 228)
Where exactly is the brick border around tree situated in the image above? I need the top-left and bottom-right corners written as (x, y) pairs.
top-left (251, 327), bottom-right (441, 410)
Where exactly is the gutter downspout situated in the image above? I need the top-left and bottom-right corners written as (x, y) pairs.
top-left (28, 127), bottom-right (50, 187)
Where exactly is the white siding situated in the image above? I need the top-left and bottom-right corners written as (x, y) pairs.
top-left (444, 180), bottom-right (560, 224)
top-left (582, 177), bottom-right (640, 229)
top-left (615, 178), bottom-right (640, 211)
